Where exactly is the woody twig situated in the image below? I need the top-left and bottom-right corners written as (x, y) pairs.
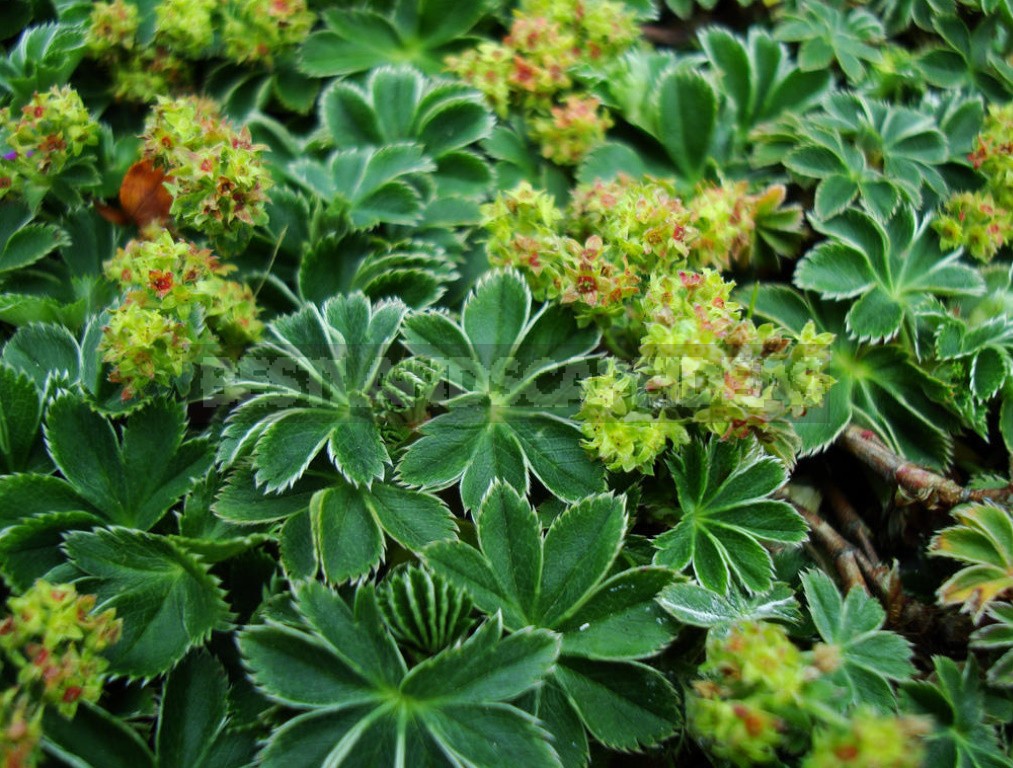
top-left (825, 484), bottom-right (880, 565)
top-left (839, 425), bottom-right (1013, 509)
top-left (784, 495), bottom-right (873, 593)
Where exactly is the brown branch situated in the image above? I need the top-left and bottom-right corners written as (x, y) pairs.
top-left (839, 425), bottom-right (1013, 510)
top-left (825, 484), bottom-right (880, 565)
top-left (792, 502), bottom-right (871, 593)
top-left (640, 24), bottom-right (693, 48)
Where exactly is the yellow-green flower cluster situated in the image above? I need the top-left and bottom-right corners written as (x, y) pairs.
top-left (523, 0), bottom-right (640, 60)
top-left (690, 696), bottom-right (784, 765)
top-left (447, 0), bottom-right (638, 163)
top-left (935, 104), bottom-right (1013, 263)
top-left (702, 620), bottom-right (810, 700)
top-left (484, 177), bottom-right (832, 462)
top-left (100, 231), bottom-right (262, 399)
top-left (969, 102), bottom-right (1013, 210)
top-left (688, 181), bottom-right (759, 270)
top-left (0, 581), bottom-right (121, 719)
top-left (0, 687), bottom-right (42, 768)
top-left (85, 0), bottom-right (138, 57)
top-left (637, 269), bottom-right (834, 437)
top-left (222, 0), bottom-right (316, 66)
top-left (483, 177), bottom-right (697, 319)
top-left (935, 190), bottom-right (1011, 263)
top-left (578, 359), bottom-right (689, 473)
top-left (86, 1), bottom-right (192, 103)
top-left (569, 175), bottom-right (697, 269)
top-left (688, 621), bottom-right (812, 764)
top-left (141, 96), bottom-right (271, 248)
top-left (688, 621), bottom-right (929, 768)
top-left (555, 235), bottom-right (640, 318)
top-left (803, 710), bottom-right (929, 768)
top-left (676, 181), bottom-right (802, 270)
top-left (155, 0), bottom-right (216, 58)
top-left (85, 0), bottom-right (315, 102)
top-left (483, 176), bottom-right (799, 319)
top-left (483, 181), bottom-right (565, 297)
top-left (0, 86), bottom-right (99, 200)
top-left (529, 95), bottom-right (613, 166)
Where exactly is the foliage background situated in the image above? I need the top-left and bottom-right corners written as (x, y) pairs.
top-left (0, 0), bottom-right (1011, 766)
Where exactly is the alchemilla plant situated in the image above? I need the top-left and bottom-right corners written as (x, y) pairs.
top-left (0, 0), bottom-right (1011, 766)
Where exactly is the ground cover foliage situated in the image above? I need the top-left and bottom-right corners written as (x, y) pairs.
top-left (0, 0), bottom-right (1011, 765)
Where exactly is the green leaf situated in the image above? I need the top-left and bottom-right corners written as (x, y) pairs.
top-left (0, 202), bottom-right (70, 272)
top-left (42, 703), bottom-right (154, 768)
top-left (462, 269), bottom-right (531, 372)
top-left (423, 705), bottom-right (559, 768)
top-left (243, 581), bottom-right (560, 768)
top-left (254, 409), bottom-right (336, 492)
top-left (64, 528), bottom-right (232, 677)
top-left (801, 569), bottom-right (914, 710)
top-left (794, 242), bottom-right (874, 299)
top-left (971, 346), bottom-right (1008, 401)
top-left (45, 393), bottom-right (213, 530)
top-left (295, 580), bottom-right (406, 689)
top-left (321, 81), bottom-right (382, 146)
top-left (658, 581), bottom-right (802, 627)
top-left (415, 0), bottom-right (494, 46)
top-left (256, 707), bottom-right (383, 768)
top-left (424, 538), bottom-right (520, 626)
top-left (537, 494), bottom-right (627, 627)
top-left (532, 681), bottom-right (589, 768)
top-left (214, 465), bottom-right (321, 524)
top-left (474, 482), bottom-right (543, 618)
top-left (814, 174), bottom-right (859, 219)
top-left (326, 394), bottom-right (390, 487)
top-left (219, 464), bottom-right (453, 583)
top-left (556, 567), bottom-right (677, 660)
top-left (554, 658), bottom-right (680, 751)
top-left (156, 652), bottom-right (253, 768)
top-left (0, 472), bottom-right (87, 527)
top-left (400, 270), bottom-right (602, 508)
top-left (378, 565), bottom-right (476, 656)
top-left (2, 322), bottom-right (81, 389)
top-left (300, 3), bottom-right (490, 77)
top-left (312, 485), bottom-right (385, 584)
top-left (0, 510), bottom-right (100, 589)
top-left (0, 363), bottom-right (45, 473)
top-left (845, 284), bottom-right (904, 342)
top-left (0, 293), bottom-right (88, 328)
top-left (654, 438), bottom-right (805, 594)
top-left (402, 617), bottom-right (560, 703)
top-left (801, 208), bottom-right (983, 351)
top-left (971, 604), bottom-right (1013, 689)
top-left (45, 391), bottom-right (122, 511)
top-left (507, 414), bottom-right (604, 504)
top-left (775, 94), bottom-right (952, 220)
top-left (699, 27), bottom-right (751, 123)
top-left (775, 4), bottom-right (884, 83)
top-left (225, 293), bottom-right (405, 491)
top-left (784, 145), bottom-right (846, 177)
top-left (655, 70), bottom-right (717, 181)
top-left (317, 66), bottom-right (492, 200)
top-left (240, 624), bottom-right (377, 708)
top-left (902, 656), bottom-right (1008, 768)
top-left (458, 423), bottom-right (529, 510)
top-left (751, 286), bottom-right (960, 466)
top-left (366, 482), bottom-right (456, 552)
top-left (352, 182), bottom-right (421, 228)
top-left (931, 503), bottom-right (1013, 620)
top-left (299, 11), bottom-right (401, 77)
